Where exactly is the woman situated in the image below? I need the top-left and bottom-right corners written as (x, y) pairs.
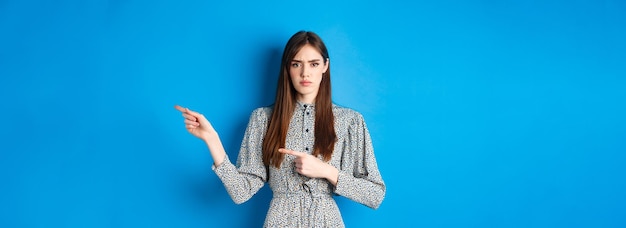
top-left (175, 31), bottom-right (385, 227)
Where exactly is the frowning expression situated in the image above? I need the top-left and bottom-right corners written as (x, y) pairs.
top-left (289, 44), bottom-right (329, 103)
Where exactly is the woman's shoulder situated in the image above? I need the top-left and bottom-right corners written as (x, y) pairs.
top-left (252, 106), bottom-right (272, 114)
top-left (251, 105), bottom-right (272, 116)
top-left (332, 103), bottom-right (365, 123)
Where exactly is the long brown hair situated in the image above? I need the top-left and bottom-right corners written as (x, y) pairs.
top-left (262, 31), bottom-right (336, 168)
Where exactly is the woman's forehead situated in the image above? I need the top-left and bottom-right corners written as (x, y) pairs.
top-left (292, 45), bottom-right (323, 60)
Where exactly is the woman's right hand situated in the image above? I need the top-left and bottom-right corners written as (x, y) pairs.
top-left (174, 105), bottom-right (217, 142)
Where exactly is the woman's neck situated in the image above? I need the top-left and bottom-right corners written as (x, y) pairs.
top-left (296, 94), bottom-right (316, 105)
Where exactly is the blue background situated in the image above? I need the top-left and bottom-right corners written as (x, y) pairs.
top-left (1, 0), bottom-right (625, 227)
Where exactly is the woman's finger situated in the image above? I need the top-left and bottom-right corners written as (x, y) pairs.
top-left (182, 113), bottom-right (197, 121)
top-left (174, 105), bottom-right (187, 113)
top-left (175, 105), bottom-right (205, 120)
top-left (185, 120), bottom-right (199, 126)
top-left (278, 148), bottom-right (306, 157)
top-left (185, 108), bottom-right (204, 119)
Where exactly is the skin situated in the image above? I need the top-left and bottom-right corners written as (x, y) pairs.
top-left (174, 44), bottom-right (339, 186)
top-left (289, 44), bottom-right (328, 104)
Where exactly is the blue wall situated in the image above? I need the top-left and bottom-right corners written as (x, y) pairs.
top-left (1, 0), bottom-right (625, 227)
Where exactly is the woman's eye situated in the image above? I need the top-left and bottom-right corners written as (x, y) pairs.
top-left (311, 63), bottom-right (319, 67)
top-left (291, 63), bottom-right (300, 67)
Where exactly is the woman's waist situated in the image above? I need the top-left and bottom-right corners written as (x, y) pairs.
top-left (272, 190), bottom-right (333, 198)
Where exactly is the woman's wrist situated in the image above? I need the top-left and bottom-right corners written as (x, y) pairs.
top-left (325, 164), bottom-right (339, 186)
top-left (203, 133), bottom-right (226, 166)
top-left (202, 130), bottom-right (219, 143)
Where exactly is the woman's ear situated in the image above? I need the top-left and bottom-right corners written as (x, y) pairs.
top-left (323, 58), bottom-right (330, 73)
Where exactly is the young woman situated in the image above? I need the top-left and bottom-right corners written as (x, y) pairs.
top-left (175, 31), bottom-right (385, 227)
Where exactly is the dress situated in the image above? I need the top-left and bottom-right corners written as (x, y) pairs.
top-left (213, 101), bottom-right (386, 227)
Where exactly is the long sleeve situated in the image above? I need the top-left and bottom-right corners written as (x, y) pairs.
top-left (213, 108), bottom-right (269, 204)
top-left (334, 112), bottom-right (386, 209)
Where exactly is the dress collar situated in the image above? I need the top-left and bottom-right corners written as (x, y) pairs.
top-left (296, 100), bottom-right (315, 109)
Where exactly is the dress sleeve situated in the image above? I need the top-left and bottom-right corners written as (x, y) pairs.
top-left (213, 108), bottom-right (268, 204)
top-left (334, 113), bottom-right (386, 209)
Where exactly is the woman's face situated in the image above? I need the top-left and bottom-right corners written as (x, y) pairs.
top-left (289, 44), bottom-right (329, 103)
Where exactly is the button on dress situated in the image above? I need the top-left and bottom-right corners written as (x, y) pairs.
top-left (213, 102), bottom-right (385, 227)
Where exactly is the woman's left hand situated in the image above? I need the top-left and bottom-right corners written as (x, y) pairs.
top-left (279, 148), bottom-right (339, 185)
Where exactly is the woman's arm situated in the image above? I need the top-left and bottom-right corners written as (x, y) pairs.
top-left (279, 111), bottom-right (386, 209)
top-left (175, 105), bottom-right (267, 204)
top-left (204, 133), bottom-right (226, 167)
top-left (174, 105), bottom-right (225, 166)
top-left (334, 113), bottom-right (386, 209)
top-left (278, 148), bottom-right (339, 185)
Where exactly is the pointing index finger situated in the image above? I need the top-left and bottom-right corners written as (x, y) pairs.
top-left (175, 105), bottom-right (203, 118)
top-left (185, 108), bottom-right (203, 118)
top-left (278, 148), bottom-right (304, 157)
top-left (174, 105), bottom-right (186, 113)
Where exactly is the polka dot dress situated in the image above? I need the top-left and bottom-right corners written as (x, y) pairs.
top-left (213, 101), bottom-right (385, 227)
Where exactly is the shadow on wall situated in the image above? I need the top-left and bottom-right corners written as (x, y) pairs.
top-left (238, 45), bottom-right (282, 227)
top-left (183, 44), bottom-right (283, 227)
top-left (260, 45), bottom-right (282, 107)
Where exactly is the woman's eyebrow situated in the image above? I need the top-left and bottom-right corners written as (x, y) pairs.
top-left (292, 59), bottom-right (321, 63)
